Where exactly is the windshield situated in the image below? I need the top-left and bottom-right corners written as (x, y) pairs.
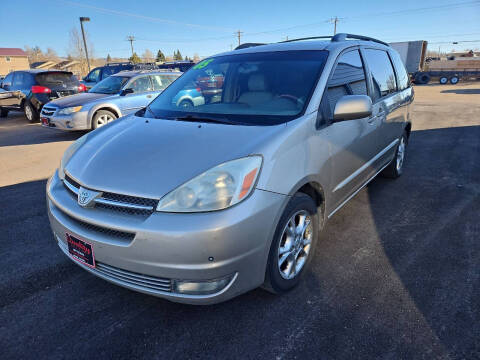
top-left (89, 76), bottom-right (129, 94)
top-left (145, 50), bottom-right (328, 125)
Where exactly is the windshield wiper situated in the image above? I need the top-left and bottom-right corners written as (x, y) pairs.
top-left (172, 114), bottom-right (240, 125)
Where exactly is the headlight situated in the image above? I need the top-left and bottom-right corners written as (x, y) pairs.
top-left (58, 133), bottom-right (89, 180)
top-left (157, 156), bottom-right (262, 212)
top-left (57, 106), bottom-right (82, 115)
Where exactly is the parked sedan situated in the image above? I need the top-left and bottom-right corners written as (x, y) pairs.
top-left (0, 70), bottom-right (86, 122)
top-left (41, 70), bottom-right (180, 130)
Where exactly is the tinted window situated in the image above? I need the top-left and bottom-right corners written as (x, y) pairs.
top-left (146, 50), bottom-right (329, 125)
top-left (128, 76), bottom-right (153, 93)
top-left (150, 75), bottom-right (179, 91)
top-left (13, 72), bottom-right (27, 88)
top-left (363, 49), bottom-right (397, 99)
top-left (35, 72), bottom-right (78, 86)
top-left (389, 50), bottom-right (409, 91)
top-left (326, 50), bottom-right (367, 115)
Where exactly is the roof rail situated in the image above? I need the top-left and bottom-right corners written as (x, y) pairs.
top-left (106, 62), bottom-right (133, 66)
top-left (235, 43), bottom-right (266, 50)
top-left (279, 36), bottom-right (333, 43)
top-left (332, 33), bottom-right (389, 47)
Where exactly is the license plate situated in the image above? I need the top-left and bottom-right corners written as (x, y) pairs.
top-left (66, 233), bottom-right (95, 268)
top-left (41, 117), bottom-right (50, 126)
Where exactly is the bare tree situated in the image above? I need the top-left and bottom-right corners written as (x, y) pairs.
top-left (68, 27), bottom-right (95, 76)
top-left (45, 48), bottom-right (59, 61)
top-left (142, 49), bottom-right (154, 63)
top-left (193, 53), bottom-right (200, 63)
top-left (24, 45), bottom-right (44, 63)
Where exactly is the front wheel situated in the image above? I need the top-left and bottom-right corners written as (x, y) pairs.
top-left (263, 193), bottom-right (319, 294)
top-left (92, 110), bottom-right (117, 129)
top-left (382, 131), bottom-right (408, 178)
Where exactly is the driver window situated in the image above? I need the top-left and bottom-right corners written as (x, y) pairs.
top-left (128, 76), bottom-right (153, 93)
top-left (325, 50), bottom-right (367, 116)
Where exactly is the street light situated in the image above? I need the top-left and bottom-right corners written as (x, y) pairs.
top-left (79, 17), bottom-right (91, 72)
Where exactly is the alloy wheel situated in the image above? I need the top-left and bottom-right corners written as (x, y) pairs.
top-left (95, 114), bottom-right (114, 128)
top-left (396, 137), bottom-right (406, 171)
top-left (25, 105), bottom-right (33, 121)
top-left (277, 210), bottom-right (313, 280)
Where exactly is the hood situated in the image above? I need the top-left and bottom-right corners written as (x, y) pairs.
top-left (65, 116), bottom-right (285, 199)
top-left (49, 92), bottom-right (112, 108)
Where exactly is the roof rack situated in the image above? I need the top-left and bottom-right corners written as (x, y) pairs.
top-left (279, 36), bottom-right (333, 43)
top-left (235, 43), bottom-right (266, 50)
top-left (331, 33), bottom-right (390, 47)
top-left (105, 62), bottom-right (133, 66)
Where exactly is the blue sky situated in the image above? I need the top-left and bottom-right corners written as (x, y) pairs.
top-left (1, 0), bottom-right (479, 59)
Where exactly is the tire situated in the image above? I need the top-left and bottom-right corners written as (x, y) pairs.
top-left (449, 76), bottom-right (459, 85)
top-left (439, 76), bottom-right (448, 84)
top-left (178, 99), bottom-right (193, 109)
top-left (414, 73), bottom-right (430, 85)
top-left (0, 107), bottom-right (8, 117)
top-left (382, 131), bottom-right (408, 179)
top-left (263, 193), bottom-right (320, 294)
top-left (92, 110), bottom-right (117, 129)
top-left (24, 101), bottom-right (38, 122)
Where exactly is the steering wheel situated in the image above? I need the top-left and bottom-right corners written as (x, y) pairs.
top-left (276, 94), bottom-right (302, 107)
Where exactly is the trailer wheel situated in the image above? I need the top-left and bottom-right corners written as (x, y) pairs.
top-left (414, 73), bottom-right (430, 85)
top-left (449, 76), bottom-right (459, 85)
top-left (439, 76), bottom-right (448, 84)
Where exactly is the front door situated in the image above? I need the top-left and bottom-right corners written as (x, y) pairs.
top-left (321, 49), bottom-right (381, 215)
top-left (119, 75), bottom-right (154, 115)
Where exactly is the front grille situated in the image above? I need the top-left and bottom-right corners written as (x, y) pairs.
top-left (62, 209), bottom-right (135, 241)
top-left (63, 174), bottom-right (158, 215)
top-left (41, 106), bottom-right (57, 116)
top-left (57, 241), bottom-right (172, 293)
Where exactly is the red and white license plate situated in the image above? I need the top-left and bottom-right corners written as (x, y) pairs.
top-left (41, 117), bottom-right (50, 126)
top-left (66, 233), bottom-right (95, 268)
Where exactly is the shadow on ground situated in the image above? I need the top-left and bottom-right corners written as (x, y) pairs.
top-left (0, 126), bottom-right (479, 359)
top-left (441, 88), bottom-right (480, 95)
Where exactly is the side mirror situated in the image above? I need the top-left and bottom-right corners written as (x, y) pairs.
top-left (333, 95), bottom-right (372, 121)
top-left (120, 88), bottom-right (134, 96)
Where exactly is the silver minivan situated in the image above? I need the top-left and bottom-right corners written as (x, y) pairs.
top-left (47, 34), bottom-right (413, 304)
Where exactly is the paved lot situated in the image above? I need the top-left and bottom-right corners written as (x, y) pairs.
top-left (1, 83), bottom-right (479, 359)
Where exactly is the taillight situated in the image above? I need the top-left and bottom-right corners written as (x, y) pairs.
top-left (78, 84), bottom-right (87, 92)
top-left (31, 85), bottom-right (51, 94)
top-left (196, 87), bottom-right (202, 92)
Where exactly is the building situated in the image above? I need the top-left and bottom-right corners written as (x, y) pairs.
top-left (0, 48), bottom-right (30, 77)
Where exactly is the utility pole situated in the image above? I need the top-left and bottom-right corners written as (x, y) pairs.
top-left (126, 36), bottom-right (135, 56)
top-left (329, 16), bottom-right (341, 35)
top-left (235, 30), bottom-right (243, 46)
top-left (79, 17), bottom-right (91, 72)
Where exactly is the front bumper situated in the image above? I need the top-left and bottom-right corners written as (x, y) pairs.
top-left (46, 172), bottom-right (287, 304)
top-left (41, 111), bottom-right (90, 131)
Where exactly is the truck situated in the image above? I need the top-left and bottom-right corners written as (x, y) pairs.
top-left (389, 40), bottom-right (480, 84)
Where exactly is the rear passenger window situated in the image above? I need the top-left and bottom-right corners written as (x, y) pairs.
top-left (326, 50), bottom-right (367, 115)
top-left (363, 49), bottom-right (397, 99)
top-left (389, 50), bottom-right (409, 91)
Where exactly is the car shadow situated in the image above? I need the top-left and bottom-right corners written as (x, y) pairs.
top-left (0, 112), bottom-right (87, 147)
top-left (1, 125), bottom-right (479, 359)
top-left (441, 88), bottom-right (480, 95)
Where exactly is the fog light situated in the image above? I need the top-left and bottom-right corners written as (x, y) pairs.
top-left (173, 275), bottom-right (234, 295)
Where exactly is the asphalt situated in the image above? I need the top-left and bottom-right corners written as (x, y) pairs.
top-left (0, 83), bottom-right (479, 359)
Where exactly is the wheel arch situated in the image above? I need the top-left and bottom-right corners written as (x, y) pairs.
top-left (290, 178), bottom-right (327, 228)
top-left (88, 104), bottom-right (122, 128)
